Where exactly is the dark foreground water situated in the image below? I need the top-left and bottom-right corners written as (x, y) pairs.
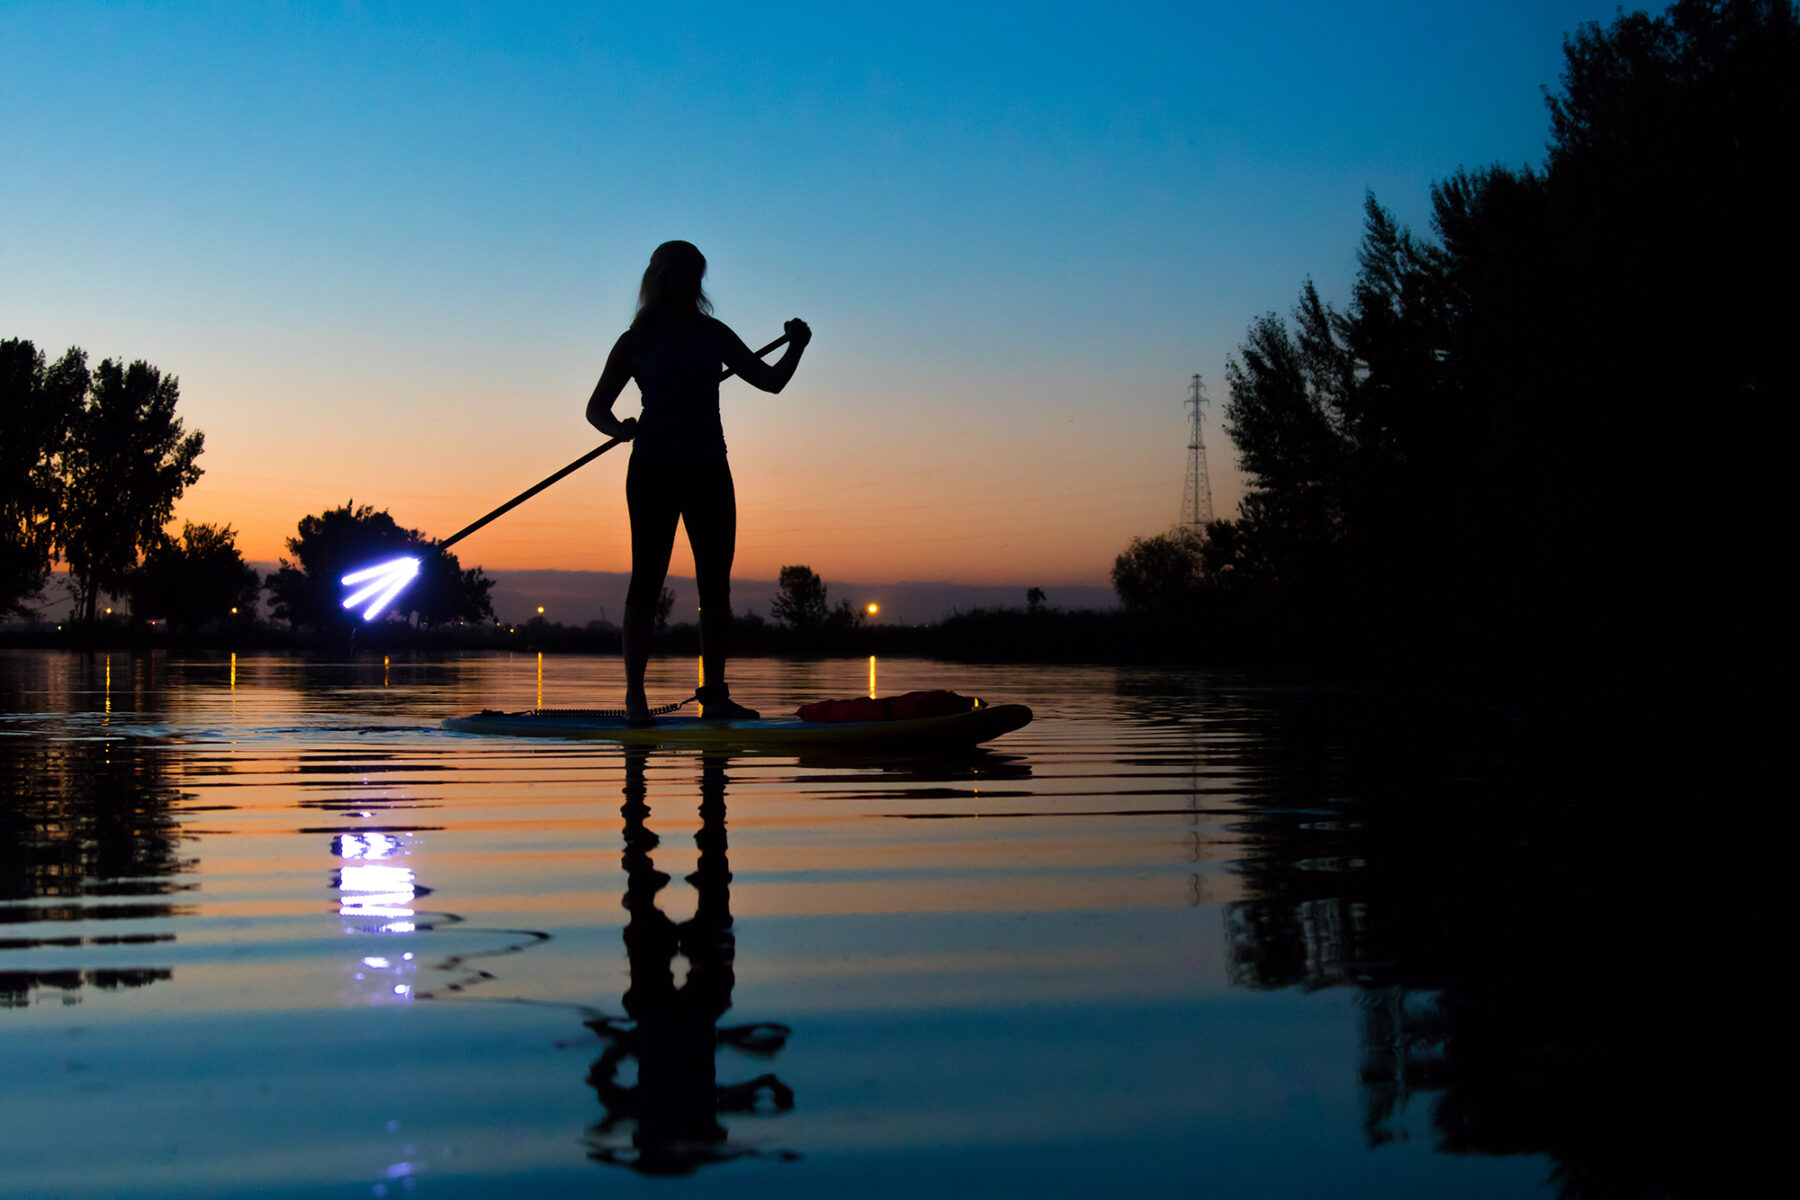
top-left (0, 650), bottom-right (1752, 1197)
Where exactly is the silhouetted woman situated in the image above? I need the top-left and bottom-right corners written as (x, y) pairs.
top-left (587, 241), bottom-right (811, 722)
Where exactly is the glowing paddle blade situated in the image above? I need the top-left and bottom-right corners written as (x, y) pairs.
top-left (360, 572), bottom-right (416, 622)
top-left (342, 558), bottom-right (414, 586)
top-left (340, 556), bottom-right (420, 621)
top-left (342, 574), bottom-right (396, 609)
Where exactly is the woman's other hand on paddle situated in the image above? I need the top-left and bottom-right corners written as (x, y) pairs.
top-left (784, 318), bottom-right (812, 350)
top-left (589, 407), bottom-right (637, 441)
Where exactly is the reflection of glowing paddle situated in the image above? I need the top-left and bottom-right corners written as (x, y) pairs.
top-left (340, 333), bottom-right (790, 620)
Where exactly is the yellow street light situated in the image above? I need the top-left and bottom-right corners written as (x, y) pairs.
top-left (537, 606), bottom-right (545, 615)
top-left (866, 602), bottom-right (880, 616)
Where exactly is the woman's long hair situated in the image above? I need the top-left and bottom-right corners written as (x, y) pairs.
top-left (633, 241), bottom-right (712, 328)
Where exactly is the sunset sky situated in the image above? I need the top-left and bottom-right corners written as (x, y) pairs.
top-left (3, 1), bottom-right (1606, 587)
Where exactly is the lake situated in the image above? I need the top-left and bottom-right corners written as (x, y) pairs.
top-left (0, 649), bottom-right (1740, 1197)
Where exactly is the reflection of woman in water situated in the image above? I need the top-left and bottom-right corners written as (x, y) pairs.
top-left (586, 241), bottom-right (812, 723)
top-left (585, 750), bottom-right (795, 1173)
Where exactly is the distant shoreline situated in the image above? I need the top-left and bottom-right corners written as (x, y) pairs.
top-left (0, 605), bottom-right (1243, 668)
top-left (3, 603), bottom-right (1775, 720)
top-left (17, 566), bottom-right (1119, 630)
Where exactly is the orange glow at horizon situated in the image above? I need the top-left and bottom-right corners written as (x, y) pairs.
top-left (164, 345), bottom-right (1242, 590)
top-left (170, 392), bottom-right (1229, 588)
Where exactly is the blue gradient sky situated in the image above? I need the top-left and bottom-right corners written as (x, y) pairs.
top-left (3, 1), bottom-right (1609, 585)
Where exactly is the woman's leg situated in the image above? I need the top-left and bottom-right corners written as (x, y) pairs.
top-left (624, 453), bottom-right (681, 717)
top-left (683, 456), bottom-right (749, 714)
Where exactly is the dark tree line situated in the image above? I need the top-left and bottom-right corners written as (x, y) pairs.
top-left (3, 338), bottom-right (493, 635)
top-left (130, 522), bottom-right (263, 629)
top-left (1120, 0), bottom-right (1797, 694)
top-left (0, 341), bottom-right (85, 617)
top-left (1, 339), bottom-right (206, 625)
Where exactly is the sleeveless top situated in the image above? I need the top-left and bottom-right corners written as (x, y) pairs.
top-left (631, 317), bottom-right (726, 457)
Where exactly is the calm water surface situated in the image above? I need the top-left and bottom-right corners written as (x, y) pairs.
top-left (0, 650), bottom-right (1735, 1197)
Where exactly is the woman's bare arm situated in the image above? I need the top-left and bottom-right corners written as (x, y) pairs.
top-left (585, 330), bottom-right (640, 439)
top-left (714, 317), bottom-right (811, 393)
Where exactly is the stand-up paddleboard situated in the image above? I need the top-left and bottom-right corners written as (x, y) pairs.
top-left (442, 699), bottom-right (1032, 751)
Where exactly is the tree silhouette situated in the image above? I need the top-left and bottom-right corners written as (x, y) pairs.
top-left (59, 357), bottom-right (204, 627)
top-left (127, 521), bottom-right (261, 629)
top-left (413, 544), bottom-right (496, 627)
top-left (1111, 530), bottom-right (1203, 611)
top-left (0, 339), bottom-right (87, 616)
top-left (1208, 0), bottom-right (1797, 686)
top-left (266, 502), bottom-right (493, 632)
top-left (769, 565), bottom-right (828, 634)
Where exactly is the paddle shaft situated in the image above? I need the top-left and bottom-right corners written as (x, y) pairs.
top-left (439, 332), bottom-right (790, 550)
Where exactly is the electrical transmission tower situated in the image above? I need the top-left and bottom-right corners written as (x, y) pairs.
top-left (1179, 373), bottom-right (1214, 537)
